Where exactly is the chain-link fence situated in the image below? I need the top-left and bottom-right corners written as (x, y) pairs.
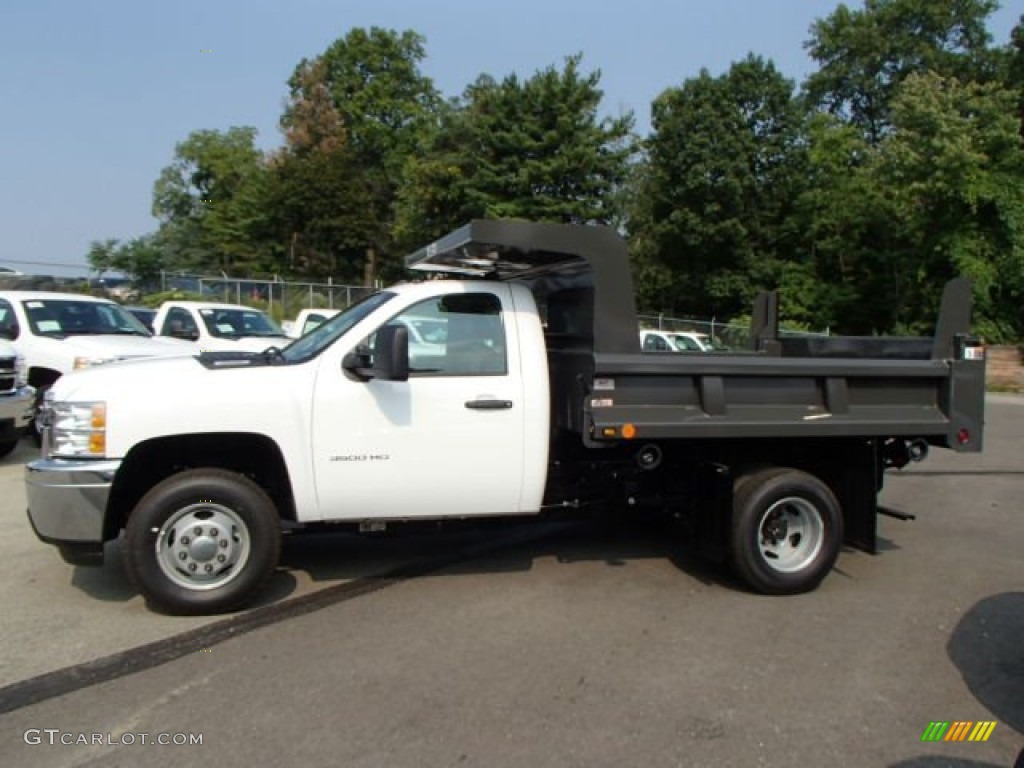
top-left (0, 265), bottom-right (377, 325)
top-left (155, 273), bottom-right (376, 322)
top-left (2, 261), bottom-right (835, 341)
top-left (638, 313), bottom-right (830, 350)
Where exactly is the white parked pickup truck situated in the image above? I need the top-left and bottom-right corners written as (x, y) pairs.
top-left (0, 339), bottom-right (34, 457)
top-left (639, 329), bottom-right (723, 352)
top-left (285, 308), bottom-right (341, 339)
top-left (25, 221), bottom-right (986, 615)
top-left (0, 291), bottom-right (192, 438)
top-left (153, 301), bottom-right (291, 353)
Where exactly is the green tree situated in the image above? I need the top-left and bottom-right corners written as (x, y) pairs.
top-left (262, 59), bottom-right (372, 282)
top-left (875, 71), bottom-right (1024, 339)
top-left (1006, 15), bottom-right (1024, 137)
top-left (263, 149), bottom-right (372, 282)
top-left (152, 127), bottom-right (273, 275)
top-left (396, 55), bottom-right (635, 248)
top-left (791, 114), bottom-right (907, 333)
top-left (85, 239), bottom-right (121, 274)
top-left (804, 0), bottom-right (1000, 144)
top-left (282, 28), bottom-right (441, 283)
top-left (86, 235), bottom-right (167, 286)
top-left (629, 55), bottom-right (811, 321)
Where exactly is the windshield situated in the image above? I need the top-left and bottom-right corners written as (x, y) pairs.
top-left (22, 298), bottom-right (152, 337)
top-left (197, 307), bottom-right (285, 339)
top-left (670, 334), bottom-right (705, 352)
top-left (281, 291), bottom-right (396, 364)
top-left (669, 333), bottom-right (728, 352)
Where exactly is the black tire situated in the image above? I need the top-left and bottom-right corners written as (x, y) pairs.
top-left (0, 438), bottom-right (18, 459)
top-left (730, 467), bottom-right (842, 595)
top-left (123, 468), bottom-right (281, 615)
top-left (31, 385), bottom-right (50, 447)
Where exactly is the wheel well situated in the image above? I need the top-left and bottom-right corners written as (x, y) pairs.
top-left (726, 441), bottom-right (880, 555)
top-left (105, 433), bottom-right (297, 540)
top-left (647, 438), bottom-right (881, 557)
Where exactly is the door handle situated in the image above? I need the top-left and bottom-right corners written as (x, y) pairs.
top-left (465, 399), bottom-right (513, 410)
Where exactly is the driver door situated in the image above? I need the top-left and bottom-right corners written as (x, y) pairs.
top-left (311, 287), bottom-right (526, 520)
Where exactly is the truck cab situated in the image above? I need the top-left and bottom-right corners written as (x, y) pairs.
top-left (285, 308), bottom-right (341, 339)
top-left (153, 301), bottom-right (291, 353)
top-left (640, 329), bottom-right (723, 352)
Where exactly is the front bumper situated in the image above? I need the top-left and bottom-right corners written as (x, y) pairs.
top-left (25, 458), bottom-right (121, 566)
top-left (0, 385), bottom-right (36, 436)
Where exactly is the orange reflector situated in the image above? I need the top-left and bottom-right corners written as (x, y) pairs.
top-left (621, 423), bottom-right (637, 439)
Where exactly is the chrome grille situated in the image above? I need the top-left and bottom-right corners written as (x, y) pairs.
top-left (0, 355), bottom-right (15, 394)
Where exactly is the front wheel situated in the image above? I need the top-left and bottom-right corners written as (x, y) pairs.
top-left (0, 438), bottom-right (18, 459)
top-left (123, 468), bottom-right (281, 615)
top-left (730, 467), bottom-right (842, 595)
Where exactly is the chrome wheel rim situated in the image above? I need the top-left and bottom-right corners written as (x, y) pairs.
top-left (756, 496), bottom-right (825, 573)
top-left (155, 503), bottom-right (250, 591)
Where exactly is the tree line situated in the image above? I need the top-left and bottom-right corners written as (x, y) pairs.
top-left (88, 0), bottom-right (1024, 341)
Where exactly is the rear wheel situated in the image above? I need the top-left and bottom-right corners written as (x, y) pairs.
top-left (730, 467), bottom-right (842, 595)
top-left (123, 468), bottom-right (281, 615)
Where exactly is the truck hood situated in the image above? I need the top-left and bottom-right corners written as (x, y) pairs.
top-left (49, 351), bottom-right (305, 458)
top-left (59, 334), bottom-right (194, 360)
top-left (50, 350), bottom-right (287, 402)
top-left (200, 335), bottom-right (292, 353)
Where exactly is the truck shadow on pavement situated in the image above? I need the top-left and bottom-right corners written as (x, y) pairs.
top-left (68, 541), bottom-right (137, 602)
top-left (69, 537), bottom-right (301, 607)
top-left (946, 592), bottom-right (1024, 736)
top-left (0, 437), bottom-right (38, 467)
top-left (887, 593), bottom-right (1024, 768)
top-left (68, 516), bottom-right (879, 607)
top-left (888, 758), bottom-right (1007, 767)
top-left (275, 517), bottom-right (738, 592)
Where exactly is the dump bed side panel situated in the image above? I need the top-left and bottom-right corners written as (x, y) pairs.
top-left (573, 352), bottom-right (984, 450)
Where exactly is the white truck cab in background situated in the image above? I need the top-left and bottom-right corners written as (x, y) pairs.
top-left (153, 301), bottom-right (291, 352)
top-left (639, 329), bottom-right (722, 352)
top-left (0, 291), bottom-right (192, 438)
top-left (0, 338), bottom-right (34, 457)
top-left (285, 308), bottom-right (341, 339)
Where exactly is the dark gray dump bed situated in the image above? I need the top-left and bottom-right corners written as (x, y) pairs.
top-left (406, 220), bottom-right (986, 452)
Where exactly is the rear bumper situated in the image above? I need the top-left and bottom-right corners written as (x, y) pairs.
top-left (25, 458), bottom-right (121, 566)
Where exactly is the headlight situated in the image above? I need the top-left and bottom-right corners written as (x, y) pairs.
top-left (14, 354), bottom-right (27, 388)
top-left (50, 401), bottom-right (107, 458)
top-left (73, 356), bottom-right (115, 370)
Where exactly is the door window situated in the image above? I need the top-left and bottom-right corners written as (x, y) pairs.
top-left (0, 299), bottom-right (19, 340)
top-left (643, 334), bottom-right (669, 352)
top-left (366, 293), bottom-right (507, 376)
top-left (163, 307), bottom-right (199, 338)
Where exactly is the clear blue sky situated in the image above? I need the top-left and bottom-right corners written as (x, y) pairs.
top-left (0, 0), bottom-right (1019, 277)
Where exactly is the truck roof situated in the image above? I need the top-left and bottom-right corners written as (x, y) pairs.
top-left (406, 219), bottom-right (639, 355)
top-left (160, 301), bottom-right (266, 312)
top-left (0, 290), bottom-right (119, 303)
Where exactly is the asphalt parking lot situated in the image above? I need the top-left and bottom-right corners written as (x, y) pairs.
top-left (0, 396), bottom-right (1021, 767)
